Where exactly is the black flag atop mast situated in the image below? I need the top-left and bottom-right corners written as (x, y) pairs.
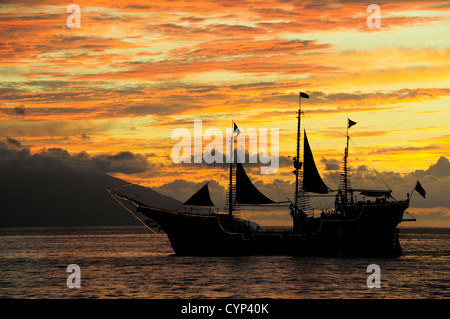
top-left (233, 122), bottom-right (240, 135)
top-left (414, 180), bottom-right (426, 199)
top-left (300, 92), bottom-right (310, 99)
top-left (348, 119), bottom-right (357, 128)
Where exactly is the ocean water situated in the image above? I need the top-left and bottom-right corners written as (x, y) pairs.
top-left (0, 226), bottom-right (448, 299)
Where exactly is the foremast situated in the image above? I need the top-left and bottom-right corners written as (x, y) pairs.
top-left (336, 119), bottom-right (356, 215)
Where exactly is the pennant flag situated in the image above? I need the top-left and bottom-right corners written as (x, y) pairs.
top-left (348, 119), bottom-right (357, 128)
top-left (300, 92), bottom-right (310, 99)
top-left (234, 122), bottom-right (240, 135)
top-left (414, 180), bottom-right (426, 199)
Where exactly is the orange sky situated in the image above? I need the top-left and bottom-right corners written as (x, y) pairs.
top-left (1, 0), bottom-right (449, 225)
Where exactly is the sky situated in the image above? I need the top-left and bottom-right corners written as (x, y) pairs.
top-left (1, 0), bottom-right (449, 226)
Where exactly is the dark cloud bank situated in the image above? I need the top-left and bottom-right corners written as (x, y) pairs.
top-left (1, 140), bottom-right (150, 174)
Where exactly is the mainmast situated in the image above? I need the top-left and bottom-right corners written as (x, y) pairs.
top-left (294, 92), bottom-right (309, 207)
top-left (344, 126), bottom-right (349, 207)
top-left (294, 95), bottom-right (301, 208)
top-left (228, 121), bottom-right (234, 216)
top-left (227, 121), bottom-right (241, 216)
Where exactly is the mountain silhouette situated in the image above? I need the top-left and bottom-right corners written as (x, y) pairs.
top-left (0, 168), bottom-right (181, 227)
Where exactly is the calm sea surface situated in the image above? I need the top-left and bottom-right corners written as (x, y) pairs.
top-left (0, 226), bottom-right (448, 299)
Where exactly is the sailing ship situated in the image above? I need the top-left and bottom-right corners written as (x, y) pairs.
top-left (108, 92), bottom-right (422, 257)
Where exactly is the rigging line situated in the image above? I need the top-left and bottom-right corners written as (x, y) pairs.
top-left (132, 187), bottom-right (154, 201)
top-left (405, 211), bottom-right (417, 221)
top-left (303, 113), bottom-right (346, 150)
top-left (107, 190), bottom-right (172, 248)
top-left (111, 168), bottom-right (173, 192)
top-left (112, 183), bottom-right (135, 192)
top-left (271, 178), bottom-right (286, 203)
top-left (303, 116), bottom-right (341, 211)
top-left (273, 182), bottom-right (293, 204)
top-left (348, 137), bottom-right (391, 190)
top-left (114, 169), bottom-right (183, 188)
top-left (255, 164), bottom-right (295, 204)
top-left (250, 162), bottom-right (293, 204)
top-left (242, 170), bottom-right (282, 203)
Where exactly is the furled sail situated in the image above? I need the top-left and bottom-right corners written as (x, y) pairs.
top-left (183, 182), bottom-right (215, 206)
top-left (235, 163), bottom-right (275, 204)
top-left (302, 131), bottom-right (329, 194)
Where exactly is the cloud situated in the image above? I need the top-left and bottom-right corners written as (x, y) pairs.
top-left (367, 145), bottom-right (440, 155)
top-left (0, 143), bottom-right (151, 174)
top-left (302, 88), bottom-right (450, 107)
top-left (168, 38), bottom-right (329, 59)
top-left (83, 151), bottom-right (151, 174)
top-left (14, 106), bottom-right (26, 116)
top-left (412, 156), bottom-right (450, 178)
top-left (321, 158), bottom-right (340, 171)
top-left (406, 207), bottom-right (450, 222)
top-left (6, 137), bottom-right (21, 147)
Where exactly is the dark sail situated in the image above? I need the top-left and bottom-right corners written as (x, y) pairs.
top-left (235, 163), bottom-right (275, 204)
top-left (183, 183), bottom-right (215, 206)
top-left (303, 131), bottom-right (329, 194)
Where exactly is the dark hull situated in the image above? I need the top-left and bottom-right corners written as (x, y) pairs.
top-left (135, 200), bottom-right (409, 257)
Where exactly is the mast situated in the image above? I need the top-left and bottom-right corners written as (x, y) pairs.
top-left (294, 94), bottom-right (301, 209)
top-left (228, 121), bottom-right (234, 216)
top-left (344, 125), bottom-right (349, 208)
top-left (342, 118), bottom-right (356, 210)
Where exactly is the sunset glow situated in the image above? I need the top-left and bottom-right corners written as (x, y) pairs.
top-left (1, 1), bottom-right (449, 225)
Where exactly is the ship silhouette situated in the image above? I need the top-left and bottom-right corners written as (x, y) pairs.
top-left (108, 92), bottom-right (423, 257)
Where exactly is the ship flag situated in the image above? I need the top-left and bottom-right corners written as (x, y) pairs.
top-left (233, 122), bottom-right (241, 136)
top-left (414, 180), bottom-right (426, 199)
top-left (300, 92), bottom-right (310, 99)
top-left (348, 119), bottom-right (357, 128)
